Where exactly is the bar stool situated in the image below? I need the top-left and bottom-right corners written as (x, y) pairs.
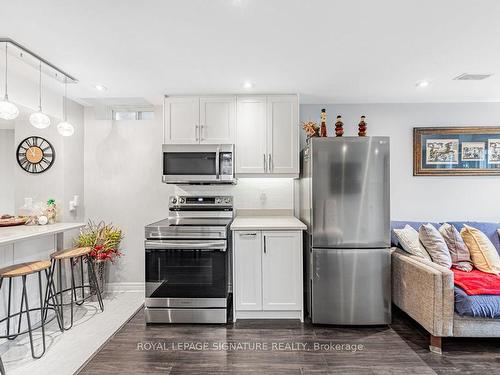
top-left (49, 247), bottom-right (104, 330)
top-left (0, 260), bottom-right (62, 359)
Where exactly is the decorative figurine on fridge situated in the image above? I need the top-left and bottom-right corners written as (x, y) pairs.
top-left (358, 115), bottom-right (367, 136)
top-left (320, 109), bottom-right (327, 137)
top-left (335, 115), bottom-right (344, 137)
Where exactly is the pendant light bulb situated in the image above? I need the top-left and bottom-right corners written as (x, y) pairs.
top-left (30, 61), bottom-right (51, 129)
top-left (57, 121), bottom-right (74, 136)
top-left (0, 42), bottom-right (19, 120)
top-left (57, 77), bottom-right (74, 136)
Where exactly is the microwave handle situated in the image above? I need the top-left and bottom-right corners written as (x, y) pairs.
top-left (216, 147), bottom-right (220, 179)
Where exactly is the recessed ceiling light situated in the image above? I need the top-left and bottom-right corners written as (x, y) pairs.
top-left (242, 81), bottom-right (254, 89)
top-left (94, 84), bottom-right (107, 91)
top-left (416, 80), bottom-right (431, 88)
top-left (454, 73), bottom-right (493, 81)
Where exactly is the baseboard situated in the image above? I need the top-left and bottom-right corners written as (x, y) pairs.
top-left (105, 282), bottom-right (145, 293)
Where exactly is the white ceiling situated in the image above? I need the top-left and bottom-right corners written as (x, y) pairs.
top-left (1, 0), bottom-right (500, 105)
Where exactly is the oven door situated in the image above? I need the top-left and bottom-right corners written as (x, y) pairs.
top-left (145, 239), bottom-right (228, 308)
top-left (162, 144), bottom-right (234, 184)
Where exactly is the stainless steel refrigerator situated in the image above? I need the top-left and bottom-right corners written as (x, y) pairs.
top-left (299, 137), bottom-right (391, 325)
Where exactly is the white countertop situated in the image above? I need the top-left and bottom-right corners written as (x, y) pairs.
top-left (0, 222), bottom-right (85, 246)
top-left (231, 216), bottom-right (307, 231)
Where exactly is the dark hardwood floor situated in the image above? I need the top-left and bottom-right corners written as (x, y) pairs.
top-left (79, 307), bottom-right (499, 375)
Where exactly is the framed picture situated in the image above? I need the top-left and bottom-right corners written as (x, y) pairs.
top-left (414, 127), bottom-right (500, 176)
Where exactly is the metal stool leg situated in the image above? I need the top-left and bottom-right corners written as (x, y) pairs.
top-left (57, 258), bottom-right (73, 330)
top-left (69, 258), bottom-right (75, 327)
top-left (22, 274), bottom-right (46, 359)
top-left (87, 256), bottom-right (104, 312)
top-left (37, 271), bottom-right (47, 357)
top-left (71, 257), bottom-right (84, 310)
top-left (0, 355), bottom-right (5, 375)
top-left (16, 280), bottom-right (26, 338)
top-left (75, 256), bottom-right (85, 306)
top-left (6, 278), bottom-right (12, 340)
top-left (44, 266), bottom-right (63, 331)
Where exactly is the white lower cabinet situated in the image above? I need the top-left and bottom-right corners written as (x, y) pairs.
top-left (233, 230), bottom-right (303, 321)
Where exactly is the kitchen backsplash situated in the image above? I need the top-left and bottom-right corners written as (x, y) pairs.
top-left (174, 178), bottom-right (295, 209)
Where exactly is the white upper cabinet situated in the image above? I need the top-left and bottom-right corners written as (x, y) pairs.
top-left (267, 96), bottom-right (299, 174)
top-left (236, 96), bottom-right (267, 174)
top-left (235, 94), bottom-right (299, 176)
top-left (164, 97), bottom-right (200, 144)
top-left (164, 96), bottom-right (235, 144)
top-left (164, 94), bottom-right (299, 176)
top-left (199, 97), bottom-right (235, 144)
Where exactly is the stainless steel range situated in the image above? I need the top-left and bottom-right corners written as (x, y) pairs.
top-left (144, 195), bottom-right (233, 324)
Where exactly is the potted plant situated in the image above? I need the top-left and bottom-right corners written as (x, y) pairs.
top-left (75, 220), bottom-right (124, 295)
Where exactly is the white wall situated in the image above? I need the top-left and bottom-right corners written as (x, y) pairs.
top-left (12, 102), bottom-right (85, 223)
top-left (0, 129), bottom-right (15, 214)
top-left (301, 103), bottom-right (500, 222)
top-left (84, 106), bottom-right (294, 284)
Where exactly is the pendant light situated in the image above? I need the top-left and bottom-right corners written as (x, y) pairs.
top-left (0, 42), bottom-right (19, 120)
top-left (57, 78), bottom-right (74, 136)
top-left (29, 61), bottom-right (51, 129)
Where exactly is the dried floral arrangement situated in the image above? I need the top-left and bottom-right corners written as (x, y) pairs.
top-left (302, 120), bottom-right (320, 138)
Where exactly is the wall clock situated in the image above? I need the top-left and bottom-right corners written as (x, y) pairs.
top-left (16, 136), bottom-right (55, 174)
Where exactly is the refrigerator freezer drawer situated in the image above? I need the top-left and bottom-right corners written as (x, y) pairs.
top-left (311, 248), bottom-right (391, 325)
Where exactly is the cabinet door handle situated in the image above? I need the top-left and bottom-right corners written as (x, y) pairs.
top-left (200, 124), bottom-right (204, 141)
top-left (268, 154), bottom-right (272, 172)
top-left (263, 235), bottom-right (266, 253)
top-left (263, 154), bottom-right (267, 173)
top-left (239, 232), bottom-right (257, 237)
top-left (195, 125), bottom-right (199, 141)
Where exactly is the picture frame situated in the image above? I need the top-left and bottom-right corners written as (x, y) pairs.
top-left (413, 127), bottom-right (500, 176)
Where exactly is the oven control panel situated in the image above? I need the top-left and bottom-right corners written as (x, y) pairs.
top-left (169, 196), bottom-right (233, 208)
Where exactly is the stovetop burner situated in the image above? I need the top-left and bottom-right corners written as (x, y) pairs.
top-left (145, 195), bottom-right (234, 240)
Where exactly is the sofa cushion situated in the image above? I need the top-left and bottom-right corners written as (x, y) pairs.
top-left (448, 221), bottom-right (500, 254)
top-left (419, 223), bottom-right (452, 268)
top-left (439, 223), bottom-right (473, 272)
top-left (454, 286), bottom-right (500, 318)
top-left (393, 225), bottom-right (432, 260)
top-left (461, 225), bottom-right (500, 275)
top-left (391, 221), bottom-right (440, 247)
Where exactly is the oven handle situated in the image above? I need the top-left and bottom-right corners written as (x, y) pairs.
top-left (145, 240), bottom-right (227, 251)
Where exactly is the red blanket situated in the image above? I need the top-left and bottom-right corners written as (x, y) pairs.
top-left (453, 269), bottom-right (500, 295)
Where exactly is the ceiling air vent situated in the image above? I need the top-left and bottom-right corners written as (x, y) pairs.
top-left (454, 73), bottom-right (493, 81)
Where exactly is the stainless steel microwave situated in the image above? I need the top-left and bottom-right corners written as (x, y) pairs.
top-left (162, 144), bottom-right (235, 184)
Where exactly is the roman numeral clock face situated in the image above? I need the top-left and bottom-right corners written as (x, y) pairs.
top-left (16, 136), bottom-right (55, 174)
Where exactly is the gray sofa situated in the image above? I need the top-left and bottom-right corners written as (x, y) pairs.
top-left (391, 221), bottom-right (500, 353)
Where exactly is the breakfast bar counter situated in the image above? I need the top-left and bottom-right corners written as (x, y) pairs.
top-left (0, 222), bottom-right (85, 247)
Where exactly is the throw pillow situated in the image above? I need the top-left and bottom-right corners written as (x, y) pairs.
top-left (393, 225), bottom-right (432, 260)
top-left (439, 223), bottom-right (473, 272)
top-left (419, 223), bottom-right (452, 268)
top-left (461, 225), bottom-right (500, 275)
